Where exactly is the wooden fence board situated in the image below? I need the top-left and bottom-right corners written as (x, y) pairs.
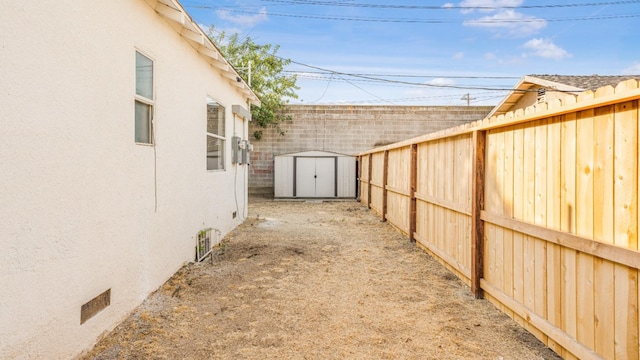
top-left (360, 155), bottom-right (369, 205)
top-left (615, 266), bottom-right (639, 360)
top-left (577, 252), bottom-right (596, 351)
top-left (512, 124), bottom-right (526, 326)
top-left (464, 135), bottom-right (473, 273)
top-left (523, 122), bottom-right (542, 339)
top-left (502, 126), bottom-right (515, 319)
top-left (425, 142), bottom-right (434, 197)
top-left (576, 106), bottom-right (596, 351)
top-left (594, 258), bottom-right (615, 359)
top-left (593, 103), bottom-right (616, 359)
top-left (445, 138), bottom-right (456, 261)
top-left (496, 130), bottom-right (505, 303)
top-left (357, 80), bottom-right (640, 360)
top-left (410, 144), bottom-right (417, 242)
top-left (367, 154), bottom-right (372, 207)
top-left (615, 100), bottom-right (639, 250)
top-left (535, 120), bottom-right (549, 345)
top-left (454, 137), bottom-right (463, 262)
top-left (561, 111), bottom-right (579, 359)
top-left (613, 99), bottom-right (640, 360)
top-left (485, 130), bottom-right (498, 288)
top-left (546, 116), bottom-right (562, 354)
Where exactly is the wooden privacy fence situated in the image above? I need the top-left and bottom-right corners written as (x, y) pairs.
top-left (358, 79), bottom-right (640, 360)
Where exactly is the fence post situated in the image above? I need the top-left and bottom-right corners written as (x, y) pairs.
top-left (382, 150), bottom-right (389, 222)
top-left (356, 156), bottom-right (361, 202)
top-left (367, 154), bottom-right (372, 209)
top-left (471, 130), bottom-right (486, 299)
top-left (409, 144), bottom-right (417, 242)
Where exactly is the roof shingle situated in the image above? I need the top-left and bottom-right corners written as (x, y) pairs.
top-left (529, 74), bottom-right (640, 91)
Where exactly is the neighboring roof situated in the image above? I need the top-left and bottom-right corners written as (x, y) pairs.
top-left (488, 74), bottom-right (640, 118)
top-left (143, 0), bottom-right (260, 106)
top-left (531, 74), bottom-right (640, 91)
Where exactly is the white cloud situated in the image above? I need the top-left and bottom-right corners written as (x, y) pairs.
top-left (521, 38), bottom-right (572, 61)
top-left (452, 52), bottom-right (465, 60)
top-left (458, 0), bottom-right (523, 14)
top-left (484, 52), bottom-right (497, 60)
top-left (428, 78), bottom-right (456, 86)
top-left (442, 3), bottom-right (455, 8)
top-left (463, 9), bottom-right (546, 37)
top-left (621, 62), bottom-right (640, 75)
top-left (216, 7), bottom-right (268, 27)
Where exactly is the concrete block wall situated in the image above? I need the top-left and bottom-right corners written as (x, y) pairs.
top-left (248, 105), bottom-right (493, 193)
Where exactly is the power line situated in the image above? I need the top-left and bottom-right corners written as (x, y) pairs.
top-left (285, 70), bottom-right (520, 80)
top-left (308, 73), bottom-right (334, 103)
top-left (336, 74), bottom-right (397, 105)
top-left (280, 56), bottom-right (578, 93)
top-left (201, 8), bottom-right (640, 24)
top-left (294, 73), bottom-right (513, 90)
top-left (297, 93), bottom-right (505, 105)
top-left (258, 0), bottom-right (640, 10)
top-left (185, 0), bottom-right (640, 11)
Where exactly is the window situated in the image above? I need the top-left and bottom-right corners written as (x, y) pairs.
top-left (206, 98), bottom-right (225, 170)
top-left (135, 51), bottom-right (154, 144)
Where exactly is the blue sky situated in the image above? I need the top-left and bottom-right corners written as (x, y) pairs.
top-left (181, 0), bottom-right (640, 106)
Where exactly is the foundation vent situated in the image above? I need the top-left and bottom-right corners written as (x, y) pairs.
top-left (81, 289), bottom-right (111, 324)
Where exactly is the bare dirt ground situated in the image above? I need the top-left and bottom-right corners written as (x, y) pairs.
top-left (81, 197), bottom-right (561, 360)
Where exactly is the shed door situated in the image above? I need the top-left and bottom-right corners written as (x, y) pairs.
top-left (295, 157), bottom-right (336, 197)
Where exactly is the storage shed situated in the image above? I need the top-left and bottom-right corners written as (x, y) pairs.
top-left (274, 151), bottom-right (356, 198)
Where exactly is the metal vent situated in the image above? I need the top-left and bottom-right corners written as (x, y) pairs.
top-left (196, 228), bottom-right (220, 262)
top-left (537, 88), bottom-right (546, 103)
top-left (81, 289), bottom-right (111, 324)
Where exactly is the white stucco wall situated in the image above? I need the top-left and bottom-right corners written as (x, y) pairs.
top-left (0, 1), bottom-right (252, 358)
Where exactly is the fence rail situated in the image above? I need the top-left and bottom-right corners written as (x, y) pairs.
top-left (358, 79), bottom-right (640, 360)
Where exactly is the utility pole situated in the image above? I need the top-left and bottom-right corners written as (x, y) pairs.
top-left (247, 60), bottom-right (252, 87)
top-left (461, 93), bottom-right (476, 106)
top-left (236, 60), bottom-right (252, 87)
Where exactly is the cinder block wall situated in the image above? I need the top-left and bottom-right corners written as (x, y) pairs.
top-left (248, 105), bottom-right (493, 194)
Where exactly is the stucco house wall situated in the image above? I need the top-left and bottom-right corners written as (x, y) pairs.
top-left (0, 1), bottom-right (255, 358)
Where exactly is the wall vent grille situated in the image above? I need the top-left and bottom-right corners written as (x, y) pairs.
top-left (81, 289), bottom-right (111, 324)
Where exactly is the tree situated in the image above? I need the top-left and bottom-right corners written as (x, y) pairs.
top-left (207, 28), bottom-right (299, 139)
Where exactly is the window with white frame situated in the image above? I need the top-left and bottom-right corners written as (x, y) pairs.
top-left (135, 51), bottom-right (154, 144)
top-left (206, 98), bottom-right (225, 170)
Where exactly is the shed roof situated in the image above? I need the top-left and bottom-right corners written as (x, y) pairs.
top-left (275, 150), bottom-right (355, 158)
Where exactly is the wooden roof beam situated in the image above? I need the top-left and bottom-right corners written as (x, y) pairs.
top-left (155, 2), bottom-right (186, 25)
top-left (180, 27), bottom-right (205, 45)
top-left (198, 45), bottom-right (219, 60)
top-left (211, 59), bottom-right (229, 72)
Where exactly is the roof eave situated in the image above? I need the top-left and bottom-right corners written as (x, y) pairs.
top-left (144, 0), bottom-right (261, 106)
top-left (487, 75), bottom-right (586, 118)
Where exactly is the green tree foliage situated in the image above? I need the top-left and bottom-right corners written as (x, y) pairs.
top-left (207, 28), bottom-right (299, 139)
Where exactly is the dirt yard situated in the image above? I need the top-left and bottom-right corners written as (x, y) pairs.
top-left (81, 197), bottom-right (560, 360)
